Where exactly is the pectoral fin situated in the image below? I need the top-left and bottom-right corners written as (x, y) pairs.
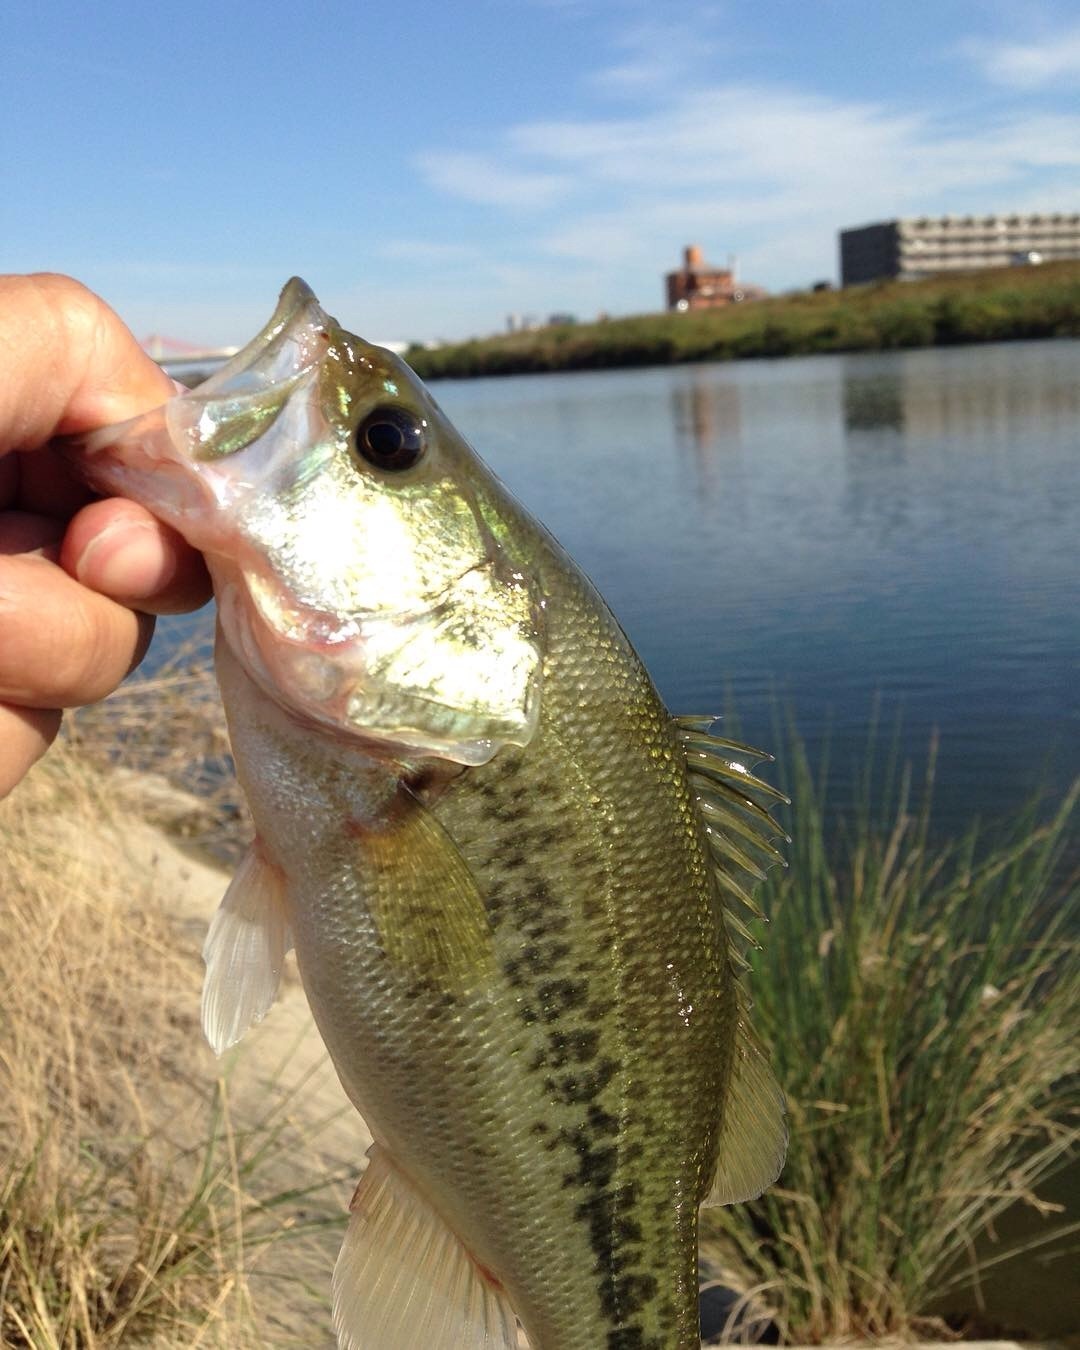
top-left (201, 840), bottom-right (291, 1055)
top-left (333, 1145), bottom-right (519, 1350)
top-left (353, 793), bottom-right (494, 994)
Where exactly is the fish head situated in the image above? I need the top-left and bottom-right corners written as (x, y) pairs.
top-left (76, 279), bottom-right (545, 766)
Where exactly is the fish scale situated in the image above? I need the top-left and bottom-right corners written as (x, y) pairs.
top-left (72, 278), bottom-right (787, 1350)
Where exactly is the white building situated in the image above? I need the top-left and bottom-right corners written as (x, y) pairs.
top-left (840, 213), bottom-right (1080, 286)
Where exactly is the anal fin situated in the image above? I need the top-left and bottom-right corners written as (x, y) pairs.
top-left (201, 839), bottom-right (291, 1055)
top-left (333, 1144), bottom-right (519, 1350)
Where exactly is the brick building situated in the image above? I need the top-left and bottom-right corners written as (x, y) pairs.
top-left (665, 245), bottom-right (764, 311)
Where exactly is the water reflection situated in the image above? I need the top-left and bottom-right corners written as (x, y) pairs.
top-left (843, 373), bottom-right (904, 432)
top-left (840, 365), bottom-right (911, 540)
top-left (667, 368), bottom-right (745, 501)
top-left (842, 344), bottom-right (1080, 438)
top-left (670, 369), bottom-right (743, 451)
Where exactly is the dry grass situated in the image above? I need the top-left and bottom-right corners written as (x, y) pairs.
top-left (65, 631), bottom-right (247, 865)
top-left (0, 653), bottom-right (347, 1348)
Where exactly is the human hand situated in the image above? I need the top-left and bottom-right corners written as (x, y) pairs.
top-left (0, 273), bottom-right (212, 798)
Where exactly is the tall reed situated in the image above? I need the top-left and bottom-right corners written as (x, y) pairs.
top-left (704, 739), bottom-right (1079, 1341)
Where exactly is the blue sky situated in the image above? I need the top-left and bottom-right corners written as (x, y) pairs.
top-left (3, 0), bottom-right (1080, 345)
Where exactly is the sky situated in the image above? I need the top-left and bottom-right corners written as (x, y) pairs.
top-left (3, 0), bottom-right (1080, 345)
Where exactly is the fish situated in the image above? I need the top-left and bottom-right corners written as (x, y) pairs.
top-left (73, 279), bottom-right (788, 1350)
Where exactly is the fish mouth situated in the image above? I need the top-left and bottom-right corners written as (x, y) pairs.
top-left (194, 277), bottom-right (330, 399)
top-left (69, 279), bottom-right (332, 514)
top-left (221, 554), bottom-right (542, 768)
top-left (241, 555), bottom-right (494, 651)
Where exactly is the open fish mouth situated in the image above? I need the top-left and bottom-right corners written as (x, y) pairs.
top-left (242, 556), bottom-right (497, 650)
top-left (228, 552), bottom-right (543, 766)
top-left (69, 277), bottom-right (547, 767)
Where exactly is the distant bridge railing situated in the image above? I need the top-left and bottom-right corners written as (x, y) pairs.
top-left (150, 341), bottom-right (408, 388)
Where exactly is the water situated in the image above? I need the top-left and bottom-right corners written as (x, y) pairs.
top-left (440, 341), bottom-right (1080, 837)
top-left (161, 339), bottom-right (1080, 841)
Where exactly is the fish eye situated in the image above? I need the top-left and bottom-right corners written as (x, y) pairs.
top-left (354, 406), bottom-right (427, 472)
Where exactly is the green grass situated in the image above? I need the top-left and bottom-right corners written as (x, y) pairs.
top-left (703, 737), bottom-right (1080, 1342)
top-left (404, 260), bottom-right (1080, 379)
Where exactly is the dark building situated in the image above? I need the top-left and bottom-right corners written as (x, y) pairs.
top-left (840, 213), bottom-right (1080, 286)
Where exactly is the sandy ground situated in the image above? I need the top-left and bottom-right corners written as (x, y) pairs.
top-left (120, 813), bottom-right (371, 1346)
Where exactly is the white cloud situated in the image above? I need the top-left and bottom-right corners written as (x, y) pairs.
top-left (416, 78), bottom-right (1080, 300)
top-left (587, 11), bottom-right (722, 95)
top-left (963, 24), bottom-right (1080, 88)
top-left (414, 150), bottom-right (572, 210)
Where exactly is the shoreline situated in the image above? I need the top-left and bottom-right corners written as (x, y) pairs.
top-left (403, 260), bottom-right (1080, 381)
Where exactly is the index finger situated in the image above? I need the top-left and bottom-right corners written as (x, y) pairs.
top-left (0, 273), bottom-right (175, 453)
top-left (0, 273), bottom-right (211, 614)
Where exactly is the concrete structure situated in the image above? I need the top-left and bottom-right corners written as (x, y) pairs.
top-left (840, 212), bottom-right (1080, 285)
top-left (665, 244), bottom-right (764, 311)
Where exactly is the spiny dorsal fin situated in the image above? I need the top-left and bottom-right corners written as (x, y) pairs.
top-left (334, 1145), bottom-right (520, 1350)
top-left (675, 715), bottom-right (789, 941)
top-left (674, 716), bottom-right (789, 1203)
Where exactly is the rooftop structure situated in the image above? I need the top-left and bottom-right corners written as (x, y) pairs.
top-left (665, 244), bottom-right (765, 311)
top-left (840, 213), bottom-right (1080, 286)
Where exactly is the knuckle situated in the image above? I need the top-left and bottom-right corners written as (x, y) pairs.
top-left (0, 555), bottom-right (138, 706)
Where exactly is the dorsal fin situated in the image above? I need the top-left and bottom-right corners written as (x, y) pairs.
top-left (675, 715), bottom-right (789, 943)
top-left (674, 716), bottom-right (789, 1204)
top-left (704, 1013), bottom-right (788, 1205)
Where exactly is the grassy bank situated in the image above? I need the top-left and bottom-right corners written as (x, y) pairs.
top-left (2, 657), bottom-right (1076, 1343)
top-left (405, 261), bottom-right (1080, 379)
top-left (703, 744), bottom-right (1079, 1342)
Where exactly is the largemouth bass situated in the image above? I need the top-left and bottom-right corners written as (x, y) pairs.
top-left (75, 280), bottom-right (787, 1350)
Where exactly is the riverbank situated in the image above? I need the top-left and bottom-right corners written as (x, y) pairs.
top-left (0, 745), bottom-right (353, 1346)
top-left (1, 655), bottom-right (1076, 1344)
top-left (405, 261), bottom-right (1080, 379)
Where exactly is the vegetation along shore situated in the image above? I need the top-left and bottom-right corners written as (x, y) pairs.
top-left (1, 650), bottom-right (1076, 1345)
top-left (405, 261), bottom-right (1080, 380)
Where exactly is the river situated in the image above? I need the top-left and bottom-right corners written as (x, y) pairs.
top-left (164, 338), bottom-right (1080, 841)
